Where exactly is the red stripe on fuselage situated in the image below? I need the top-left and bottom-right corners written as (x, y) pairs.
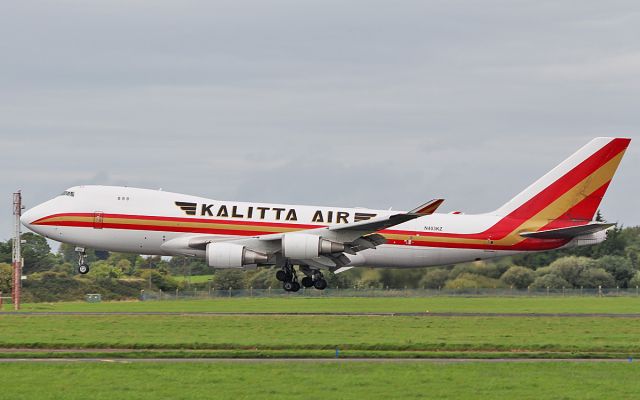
top-left (33, 213), bottom-right (323, 230)
top-left (34, 212), bottom-right (570, 251)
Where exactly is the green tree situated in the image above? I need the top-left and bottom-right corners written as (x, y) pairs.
top-left (324, 270), bottom-right (354, 289)
top-left (245, 268), bottom-right (279, 289)
top-left (115, 259), bottom-right (134, 275)
top-left (168, 255), bottom-right (209, 275)
top-left (444, 273), bottom-right (505, 289)
top-left (213, 270), bottom-right (245, 290)
top-left (139, 269), bottom-right (179, 291)
top-left (574, 268), bottom-right (615, 288)
top-left (419, 269), bottom-right (450, 289)
top-left (378, 268), bottom-right (425, 289)
top-left (20, 233), bottom-right (59, 274)
top-left (355, 269), bottom-right (383, 289)
top-left (500, 266), bottom-right (535, 289)
top-left (629, 272), bottom-right (640, 288)
top-left (0, 241), bottom-right (11, 264)
top-left (0, 262), bottom-right (12, 293)
top-left (546, 256), bottom-right (596, 287)
top-left (530, 273), bottom-right (570, 289)
top-left (87, 261), bottom-right (122, 281)
top-left (595, 255), bottom-right (635, 288)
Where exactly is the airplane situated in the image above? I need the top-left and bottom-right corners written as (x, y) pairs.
top-left (20, 137), bottom-right (631, 292)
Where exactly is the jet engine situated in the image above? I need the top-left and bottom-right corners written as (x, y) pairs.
top-left (206, 242), bottom-right (268, 268)
top-left (282, 233), bottom-right (345, 259)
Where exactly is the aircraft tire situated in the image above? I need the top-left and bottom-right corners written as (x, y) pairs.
top-left (78, 264), bottom-right (89, 275)
top-left (313, 279), bottom-right (327, 290)
top-left (290, 282), bottom-right (301, 292)
top-left (283, 281), bottom-right (294, 291)
top-left (301, 276), bottom-right (314, 288)
top-left (276, 270), bottom-right (287, 281)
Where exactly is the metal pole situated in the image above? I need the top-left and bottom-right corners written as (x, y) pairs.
top-left (12, 191), bottom-right (22, 311)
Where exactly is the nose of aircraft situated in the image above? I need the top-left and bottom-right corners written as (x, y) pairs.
top-left (20, 203), bottom-right (47, 230)
top-left (20, 207), bottom-right (36, 228)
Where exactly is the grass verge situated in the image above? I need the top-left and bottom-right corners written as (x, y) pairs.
top-left (0, 361), bottom-right (639, 399)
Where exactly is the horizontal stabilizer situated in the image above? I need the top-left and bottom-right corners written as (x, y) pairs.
top-left (520, 222), bottom-right (615, 239)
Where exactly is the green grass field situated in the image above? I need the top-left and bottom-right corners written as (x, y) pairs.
top-left (1, 314), bottom-right (639, 357)
top-left (0, 361), bottom-right (638, 399)
top-left (2, 297), bottom-right (639, 398)
top-left (13, 295), bottom-right (640, 314)
top-left (1, 297), bottom-right (639, 359)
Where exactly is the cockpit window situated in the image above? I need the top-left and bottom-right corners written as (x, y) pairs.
top-left (60, 191), bottom-right (75, 197)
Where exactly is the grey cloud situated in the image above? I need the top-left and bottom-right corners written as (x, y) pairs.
top-left (0, 0), bottom-right (639, 240)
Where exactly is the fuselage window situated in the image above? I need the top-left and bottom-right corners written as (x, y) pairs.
top-left (60, 191), bottom-right (75, 197)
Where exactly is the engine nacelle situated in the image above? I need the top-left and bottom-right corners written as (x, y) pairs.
top-left (282, 233), bottom-right (345, 259)
top-left (206, 242), bottom-right (268, 269)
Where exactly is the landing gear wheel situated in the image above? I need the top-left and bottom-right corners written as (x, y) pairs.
top-left (301, 276), bottom-right (314, 288)
top-left (314, 279), bottom-right (327, 290)
top-left (290, 282), bottom-right (301, 292)
top-left (75, 247), bottom-right (89, 275)
top-left (276, 270), bottom-right (287, 281)
top-left (283, 281), bottom-right (294, 291)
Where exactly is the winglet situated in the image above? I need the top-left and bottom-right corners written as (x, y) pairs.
top-left (409, 199), bottom-right (444, 215)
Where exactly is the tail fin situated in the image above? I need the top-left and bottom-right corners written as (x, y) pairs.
top-left (492, 137), bottom-right (631, 223)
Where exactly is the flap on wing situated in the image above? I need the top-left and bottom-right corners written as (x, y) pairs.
top-left (520, 222), bottom-right (615, 239)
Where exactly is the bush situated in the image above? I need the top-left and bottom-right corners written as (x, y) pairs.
top-left (419, 269), bottom-right (450, 289)
top-left (547, 256), bottom-right (597, 287)
top-left (448, 262), bottom-right (506, 280)
top-left (500, 266), bottom-right (535, 289)
top-left (530, 273), bottom-right (570, 289)
top-left (245, 268), bottom-right (280, 289)
top-left (444, 273), bottom-right (505, 289)
top-left (139, 269), bottom-right (179, 291)
top-left (574, 268), bottom-right (615, 288)
top-left (355, 270), bottom-right (383, 289)
top-left (629, 272), bottom-right (640, 288)
top-left (595, 255), bottom-right (635, 288)
top-left (87, 261), bottom-right (122, 281)
top-left (213, 269), bottom-right (245, 290)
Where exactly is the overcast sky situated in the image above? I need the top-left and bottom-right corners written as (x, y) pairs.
top-left (1, 0), bottom-right (639, 242)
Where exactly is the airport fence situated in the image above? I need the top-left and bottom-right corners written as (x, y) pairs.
top-left (138, 286), bottom-right (640, 301)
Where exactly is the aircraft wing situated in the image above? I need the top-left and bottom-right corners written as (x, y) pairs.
top-left (162, 199), bottom-right (444, 270)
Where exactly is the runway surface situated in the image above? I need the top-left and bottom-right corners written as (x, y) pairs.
top-left (1, 311), bottom-right (640, 317)
top-left (0, 358), bottom-right (634, 363)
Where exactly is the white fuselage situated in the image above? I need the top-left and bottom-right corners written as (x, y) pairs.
top-left (20, 185), bottom-right (549, 269)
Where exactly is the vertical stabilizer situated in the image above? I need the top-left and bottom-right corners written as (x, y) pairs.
top-left (492, 137), bottom-right (631, 223)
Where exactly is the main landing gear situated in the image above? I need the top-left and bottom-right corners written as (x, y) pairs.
top-left (276, 264), bottom-right (327, 292)
top-left (76, 247), bottom-right (90, 275)
top-left (276, 263), bottom-right (300, 292)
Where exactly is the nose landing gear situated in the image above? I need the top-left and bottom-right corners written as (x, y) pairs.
top-left (75, 247), bottom-right (90, 274)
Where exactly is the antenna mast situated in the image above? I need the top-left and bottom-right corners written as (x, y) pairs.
top-left (12, 191), bottom-right (22, 311)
